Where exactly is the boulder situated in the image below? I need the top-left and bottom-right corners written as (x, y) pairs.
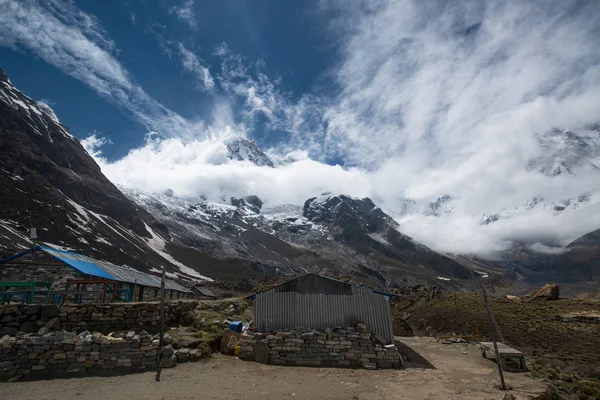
top-left (530, 284), bottom-right (559, 300)
top-left (161, 344), bottom-right (175, 357)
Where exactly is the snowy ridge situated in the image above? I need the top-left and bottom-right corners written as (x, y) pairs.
top-left (0, 76), bottom-right (74, 141)
top-left (225, 137), bottom-right (275, 167)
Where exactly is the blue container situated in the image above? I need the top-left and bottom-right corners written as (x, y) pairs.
top-left (229, 321), bottom-right (243, 333)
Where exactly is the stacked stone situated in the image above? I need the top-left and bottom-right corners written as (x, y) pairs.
top-left (0, 301), bottom-right (198, 336)
top-left (239, 324), bottom-right (402, 370)
top-left (0, 329), bottom-right (157, 380)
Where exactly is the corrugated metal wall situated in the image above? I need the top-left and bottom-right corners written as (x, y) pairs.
top-left (254, 275), bottom-right (394, 343)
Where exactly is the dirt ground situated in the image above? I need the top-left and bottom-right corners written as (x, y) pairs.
top-left (0, 337), bottom-right (546, 400)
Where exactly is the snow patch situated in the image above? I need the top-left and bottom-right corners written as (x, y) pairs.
top-left (94, 236), bottom-right (112, 246)
top-left (437, 276), bottom-right (451, 281)
top-left (368, 233), bottom-right (392, 246)
top-left (143, 222), bottom-right (213, 281)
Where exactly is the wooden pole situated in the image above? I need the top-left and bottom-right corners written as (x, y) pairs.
top-left (155, 265), bottom-right (166, 382)
top-left (482, 284), bottom-right (506, 390)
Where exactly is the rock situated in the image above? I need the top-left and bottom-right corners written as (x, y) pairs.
top-left (230, 196), bottom-right (262, 214)
top-left (0, 327), bottom-right (17, 336)
top-left (25, 304), bottom-right (42, 315)
top-left (161, 344), bottom-right (175, 357)
top-left (428, 286), bottom-right (440, 300)
top-left (159, 355), bottom-right (176, 368)
top-left (163, 333), bottom-right (174, 345)
top-left (255, 340), bottom-right (269, 364)
top-left (37, 327), bottom-right (50, 336)
top-left (243, 195), bottom-right (263, 211)
top-left (392, 319), bottom-right (414, 337)
top-left (41, 305), bottom-right (60, 319)
top-left (78, 330), bottom-right (92, 340)
top-left (175, 348), bottom-right (190, 363)
top-left (530, 284), bottom-right (559, 300)
top-left (43, 317), bottom-right (61, 331)
top-left (19, 321), bottom-right (38, 334)
top-left (1, 314), bottom-right (14, 323)
top-left (0, 334), bottom-right (10, 342)
top-left (501, 393), bottom-right (516, 400)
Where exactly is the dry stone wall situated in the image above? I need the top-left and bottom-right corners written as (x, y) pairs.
top-left (239, 324), bottom-right (402, 369)
top-left (0, 330), bottom-right (157, 380)
top-left (0, 301), bottom-right (198, 336)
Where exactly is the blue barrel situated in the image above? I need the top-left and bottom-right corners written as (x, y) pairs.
top-left (229, 321), bottom-right (243, 333)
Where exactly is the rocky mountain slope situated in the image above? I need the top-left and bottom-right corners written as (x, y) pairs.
top-left (123, 188), bottom-right (480, 289)
top-left (0, 68), bottom-right (483, 289)
top-left (0, 68), bottom-right (211, 283)
top-left (1, 68), bottom-right (599, 293)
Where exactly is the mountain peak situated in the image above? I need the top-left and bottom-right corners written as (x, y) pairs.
top-left (225, 137), bottom-right (275, 167)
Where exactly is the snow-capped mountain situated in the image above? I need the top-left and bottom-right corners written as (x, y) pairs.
top-left (225, 137), bottom-right (275, 167)
top-left (2, 67), bottom-right (600, 292)
top-left (391, 127), bottom-right (600, 235)
top-left (121, 187), bottom-right (479, 288)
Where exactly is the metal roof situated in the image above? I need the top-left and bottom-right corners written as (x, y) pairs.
top-left (192, 286), bottom-right (216, 297)
top-left (249, 273), bottom-right (395, 299)
top-left (40, 246), bottom-right (115, 280)
top-left (1, 246), bottom-right (191, 293)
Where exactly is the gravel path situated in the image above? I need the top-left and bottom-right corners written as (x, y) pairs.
top-left (0, 337), bottom-right (546, 400)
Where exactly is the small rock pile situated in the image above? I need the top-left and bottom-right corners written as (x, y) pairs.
top-left (239, 324), bottom-right (402, 369)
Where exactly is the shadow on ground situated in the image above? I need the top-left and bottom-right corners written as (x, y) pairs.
top-left (395, 339), bottom-right (435, 369)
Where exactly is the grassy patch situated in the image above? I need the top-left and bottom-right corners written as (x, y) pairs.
top-left (392, 292), bottom-right (600, 399)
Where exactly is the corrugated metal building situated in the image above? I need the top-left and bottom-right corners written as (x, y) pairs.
top-left (251, 274), bottom-right (395, 344)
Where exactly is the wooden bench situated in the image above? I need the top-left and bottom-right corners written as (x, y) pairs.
top-left (479, 342), bottom-right (527, 372)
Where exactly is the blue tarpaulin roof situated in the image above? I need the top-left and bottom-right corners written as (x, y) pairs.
top-left (0, 245), bottom-right (191, 293)
top-left (39, 246), bottom-right (115, 280)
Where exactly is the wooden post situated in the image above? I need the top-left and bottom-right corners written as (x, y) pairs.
top-left (482, 284), bottom-right (506, 390)
top-left (155, 266), bottom-right (166, 382)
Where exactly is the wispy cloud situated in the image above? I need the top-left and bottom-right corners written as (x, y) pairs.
top-left (0, 0), bottom-right (203, 138)
top-left (81, 132), bottom-right (113, 159)
top-left (91, 0), bottom-right (600, 257)
top-left (4, 0), bottom-right (600, 257)
top-left (177, 43), bottom-right (215, 91)
top-left (169, 0), bottom-right (197, 30)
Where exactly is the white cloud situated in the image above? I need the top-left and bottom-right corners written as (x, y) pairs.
top-left (5, 0), bottom-right (600, 258)
top-left (81, 133), bottom-right (113, 159)
top-left (169, 0), bottom-right (197, 30)
top-left (87, 135), bottom-right (371, 206)
top-left (177, 43), bottom-right (215, 91)
top-left (0, 0), bottom-right (201, 138)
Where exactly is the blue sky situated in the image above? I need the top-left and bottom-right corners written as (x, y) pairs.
top-left (1, 0), bottom-right (600, 256)
top-left (0, 0), bottom-right (337, 159)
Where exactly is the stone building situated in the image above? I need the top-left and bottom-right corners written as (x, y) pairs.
top-left (0, 245), bottom-right (192, 303)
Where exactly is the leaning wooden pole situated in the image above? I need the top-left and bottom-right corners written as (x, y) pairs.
top-left (482, 284), bottom-right (506, 390)
top-left (155, 265), bottom-right (166, 382)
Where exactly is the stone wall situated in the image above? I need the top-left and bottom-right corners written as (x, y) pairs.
top-left (0, 301), bottom-right (198, 336)
top-left (0, 252), bottom-right (80, 292)
top-left (239, 324), bottom-right (402, 369)
top-left (0, 330), bottom-right (157, 380)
